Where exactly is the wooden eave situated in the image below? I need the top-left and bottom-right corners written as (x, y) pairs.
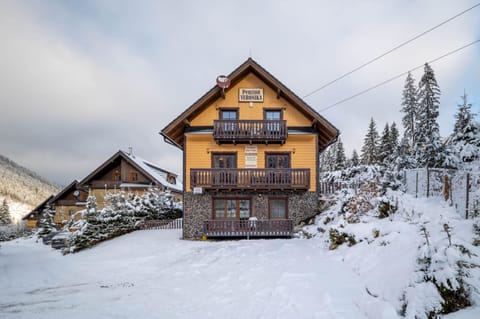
top-left (22, 195), bottom-right (55, 220)
top-left (160, 58), bottom-right (339, 150)
top-left (49, 180), bottom-right (79, 205)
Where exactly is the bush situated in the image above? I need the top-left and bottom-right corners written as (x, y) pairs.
top-left (329, 228), bottom-right (356, 250)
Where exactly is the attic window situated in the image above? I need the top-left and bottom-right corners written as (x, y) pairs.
top-left (112, 170), bottom-right (121, 181)
top-left (128, 171), bottom-right (139, 182)
top-left (167, 174), bottom-right (176, 184)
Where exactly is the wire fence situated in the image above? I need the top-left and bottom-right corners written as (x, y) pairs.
top-left (404, 168), bottom-right (480, 219)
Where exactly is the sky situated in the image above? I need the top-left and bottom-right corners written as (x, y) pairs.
top-left (0, 0), bottom-right (479, 186)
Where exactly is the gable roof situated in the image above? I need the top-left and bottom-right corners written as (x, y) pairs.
top-left (160, 58), bottom-right (339, 150)
top-left (49, 180), bottom-right (80, 204)
top-left (22, 194), bottom-right (55, 220)
top-left (77, 150), bottom-right (183, 193)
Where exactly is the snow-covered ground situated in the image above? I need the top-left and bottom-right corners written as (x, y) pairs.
top-left (1, 192), bottom-right (479, 318)
top-left (1, 230), bottom-right (375, 319)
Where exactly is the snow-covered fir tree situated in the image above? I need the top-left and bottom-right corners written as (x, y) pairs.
top-left (37, 204), bottom-right (56, 237)
top-left (415, 63), bottom-right (443, 167)
top-left (396, 136), bottom-right (416, 170)
top-left (334, 138), bottom-right (347, 170)
top-left (350, 149), bottom-right (359, 167)
top-left (378, 123), bottom-right (391, 165)
top-left (389, 122), bottom-right (399, 154)
top-left (361, 118), bottom-right (380, 165)
top-left (401, 72), bottom-right (417, 147)
top-left (444, 91), bottom-right (480, 168)
top-left (319, 143), bottom-right (335, 172)
top-left (0, 199), bottom-right (11, 225)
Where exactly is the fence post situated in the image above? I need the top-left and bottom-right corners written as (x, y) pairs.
top-left (426, 168), bottom-right (430, 198)
top-left (466, 173), bottom-right (470, 219)
top-left (415, 171), bottom-right (419, 198)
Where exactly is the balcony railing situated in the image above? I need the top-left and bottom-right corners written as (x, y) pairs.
top-left (203, 219), bottom-right (293, 238)
top-left (190, 168), bottom-right (310, 191)
top-left (213, 120), bottom-right (287, 144)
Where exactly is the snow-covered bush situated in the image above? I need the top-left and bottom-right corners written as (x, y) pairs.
top-left (306, 165), bottom-right (480, 317)
top-left (0, 222), bottom-right (31, 242)
top-left (62, 189), bottom-right (182, 254)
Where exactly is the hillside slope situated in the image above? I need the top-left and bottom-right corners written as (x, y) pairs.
top-left (0, 154), bottom-right (59, 222)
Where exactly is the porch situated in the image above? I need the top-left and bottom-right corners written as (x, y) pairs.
top-left (203, 219), bottom-right (294, 238)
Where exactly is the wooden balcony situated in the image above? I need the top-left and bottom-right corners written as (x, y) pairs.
top-left (203, 219), bottom-right (293, 238)
top-left (190, 168), bottom-right (310, 191)
top-left (213, 120), bottom-right (287, 144)
top-left (90, 181), bottom-right (123, 189)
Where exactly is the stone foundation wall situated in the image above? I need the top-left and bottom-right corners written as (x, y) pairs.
top-left (183, 191), bottom-right (319, 239)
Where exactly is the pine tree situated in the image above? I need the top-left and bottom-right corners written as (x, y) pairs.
top-left (361, 118), bottom-right (380, 165)
top-left (37, 204), bottom-right (56, 237)
top-left (378, 123), bottom-right (391, 165)
top-left (334, 138), bottom-right (347, 170)
top-left (415, 63), bottom-right (442, 167)
top-left (401, 72), bottom-right (418, 147)
top-left (351, 149), bottom-right (360, 167)
top-left (452, 91), bottom-right (478, 144)
top-left (0, 199), bottom-right (11, 225)
top-left (444, 92), bottom-right (479, 167)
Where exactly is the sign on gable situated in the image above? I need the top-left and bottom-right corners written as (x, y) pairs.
top-left (239, 88), bottom-right (263, 102)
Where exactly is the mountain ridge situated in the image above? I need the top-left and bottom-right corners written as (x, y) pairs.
top-left (0, 153), bottom-right (60, 222)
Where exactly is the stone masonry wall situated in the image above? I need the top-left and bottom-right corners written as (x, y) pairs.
top-left (183, 191), bottom-right (319, 239)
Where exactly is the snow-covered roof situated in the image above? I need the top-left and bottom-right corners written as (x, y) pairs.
top-left (120, 150), bottom-right (183, 193)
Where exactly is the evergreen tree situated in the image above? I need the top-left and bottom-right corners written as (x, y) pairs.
top-left (351, 149), bottom-right (360, 167)
top-left (452, 91), bottom-right (478, 144)
top-left (334, 138), bottom-right (347, 170)
top-left (0, 199), bottom-right (11, 225)
top-left (401, 72), bottom-right (418, 146)
top-left (415, 63), bottom-right (442, 167)
top-left (378, 123), bottom-right (391, 165)
top-left (361, 118), bottom-right (380, 165)
top-left (37, 204), bottom-right (56, 237)
top-left (387, 122), bottom-right (400, 166)
top-left (444, 92), bottom-right (480, 167)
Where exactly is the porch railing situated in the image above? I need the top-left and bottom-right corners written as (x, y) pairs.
top-left (213, 120), bottom-right (287, 143)
top-left (203, 219), bottom-right (293, 238)
top-left (191, 168), bottom-right (310, 191)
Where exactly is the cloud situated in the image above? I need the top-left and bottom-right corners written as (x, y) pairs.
top-left (0, 0), bottom-right (478, 184)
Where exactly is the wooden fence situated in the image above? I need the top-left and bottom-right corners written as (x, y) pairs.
top-left (404, 168), bottom-right (480, 219)
top-left (141, 218), bottom-right (183, 230)
top-left (318, 181), bottom-right (350, 195)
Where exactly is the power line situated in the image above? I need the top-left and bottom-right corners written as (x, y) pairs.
top-left (302, 2), bottom-right (480, 99)
top-left (317, 39), bottom-right (480, 113)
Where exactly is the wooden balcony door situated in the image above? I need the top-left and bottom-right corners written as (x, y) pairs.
top-left (212, 153), bottom-right (237, 185)
top-left (266, 153), bottom-right (291, 185)
top-left (266, 153), bottom-right (290, 169)
top-left (220, 108), bottom-right (238, 133)
top-left (264, 109), bottom-right (282, 134)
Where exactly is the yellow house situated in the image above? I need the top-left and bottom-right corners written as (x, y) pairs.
top-left (161, 58), bottom-right (339, 239)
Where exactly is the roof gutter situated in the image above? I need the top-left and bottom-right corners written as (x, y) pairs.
top-left (159, 131), bottom-right (183, 151)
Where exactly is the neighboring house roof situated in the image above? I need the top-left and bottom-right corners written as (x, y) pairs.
top-left (78, 150), bottom-right (183, 193)
top-left (160, 57), bottom-right (339, 150)
top-left (22, 194), bottom-right (54, 220)
top-left (49, 180), bottom-right (80, 204)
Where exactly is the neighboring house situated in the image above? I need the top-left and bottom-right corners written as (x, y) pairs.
top-left (22, 195), bottom-right (54, 228)
top-left (77, 150), bottom-right (183, 208)
top-left (161, 58), bottom-right (339, 239)
top-left (47, 150), bottom-right (183, 226)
